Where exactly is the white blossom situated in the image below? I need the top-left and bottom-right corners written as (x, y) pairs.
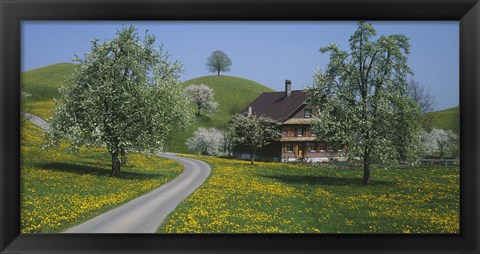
top-left (184, 84), bottom-right (218, 116)
top-left (48, 26), bottom-right (192, 176)
top-left (229, 114), bottom-right (280, 165)
top-left (307, 22), bottom-right (422, 184)
top-left (421, 128), bottom-right (458, 158)
top-left (186, 127), bottom-right (224, 156)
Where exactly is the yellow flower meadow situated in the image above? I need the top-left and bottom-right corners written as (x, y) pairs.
top-left (21, 122), bottom-right (183, 233)
top-left (24, 100), bottom-right (55, 120)
top-left (158, 154), bottom-right (459, 234)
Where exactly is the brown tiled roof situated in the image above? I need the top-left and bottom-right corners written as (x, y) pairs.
top-left (242, 90), bottom-right (308, 122)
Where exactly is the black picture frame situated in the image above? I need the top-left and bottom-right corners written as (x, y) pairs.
top-left (1, 0), bottom-right (479, 253)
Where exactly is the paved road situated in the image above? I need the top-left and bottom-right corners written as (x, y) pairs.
top-left (26, 114), bottom-right (211, 233)
top-left (64, 153), bottom-right (211, 233)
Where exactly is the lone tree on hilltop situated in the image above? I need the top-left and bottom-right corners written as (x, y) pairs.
top-left (48, 26), bottom-right (192, 177)
top-left (229, 114), bottom-right (280, 165)
top-left (307, 21), bottom-right (422, 184)
top-left (206, 50), bottom-right (232, 75)
top-left (184, 84), bottom-right (218, 116)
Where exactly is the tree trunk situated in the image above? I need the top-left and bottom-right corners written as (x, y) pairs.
top-left (251, 150), bottom-right (256, 165)
top-left (363, 147), bottom-right (371, 184)
top-left (196, 105), bottom-right (201, 116)
top-left (217, 70), bottom-right (220, 75)
top-left (111, 152), bottom-right (121, 177)
top-left (120, 148), bottom-right (127, 166)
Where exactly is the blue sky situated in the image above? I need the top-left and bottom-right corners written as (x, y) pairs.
top-left (22, 21), bottom-right (459, 110)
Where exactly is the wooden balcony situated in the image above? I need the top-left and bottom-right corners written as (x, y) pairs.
top-left (279, 136), bottom-right (316, 142)
top-left (282, 118), bottom-right (312, 125)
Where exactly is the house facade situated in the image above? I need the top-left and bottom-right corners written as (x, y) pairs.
top-left (235, 80), bottom-right (346, 163)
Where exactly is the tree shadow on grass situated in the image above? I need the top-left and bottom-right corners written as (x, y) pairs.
top-left (36, 162), bottom-right (160, 180)
top-left (257, 174), bottom-right (396, 187)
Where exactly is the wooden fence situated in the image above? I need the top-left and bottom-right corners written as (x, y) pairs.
top-left (420, 159), bottom-right (459, 167)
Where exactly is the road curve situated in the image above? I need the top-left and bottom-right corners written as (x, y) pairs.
top-left (64, 153), bottom-right (211, 233)
top-left (25, 114), bottom-right (211, 233)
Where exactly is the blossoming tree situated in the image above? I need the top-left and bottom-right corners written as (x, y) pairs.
top-left (229, 114), bottom-right (280, 165)
top-left (186, 127), bottom-right (224, 156)
top-left (184, 84), bottom-right (218, 116)
top-left (307, 22), bottom-right (422, 184)
top-left (421, 128), bottom-right (458, 158)
top-left (49, 26), bottom-right (192, 177)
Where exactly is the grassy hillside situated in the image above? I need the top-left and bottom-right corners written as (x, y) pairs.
top-left (428, 106), bottom-right (459, 133)
top-left (21, 63), bottom-right (460, 149)
top-left (20, 64), bottom-right (274, 152)
top-left (182, 75), bottom-right (274, 122)
top-left (21, 63), bottom-right (77, 119)
top-left (169, 76), bottom-right (274, 152)
top-left (22, 63), bottom-right (77, 102)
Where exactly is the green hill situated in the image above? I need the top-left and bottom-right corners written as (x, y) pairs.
top-left (21, 63), bottom-right (77, 119)
top-left (22, 63), bottom-right (77, 102)
top-left (21, 64), bottom-right (274, 152)
top-left (171, 75), bottom-right (274, 152)
top-left (428, 106), bottom-right (459, 133)
top-left (182, 75), bottom-right (274, 122)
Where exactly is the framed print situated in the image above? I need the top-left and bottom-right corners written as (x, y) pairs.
top-left (1, 0), bottom-right (479, 253)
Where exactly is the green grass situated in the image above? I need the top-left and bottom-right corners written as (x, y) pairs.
top-left (158, 155), bottom-right (459, 233)
top-left (170, 75), bottom-right (274, 152)
top-left (21, 121), bottom-right (183, 233)
top-left (428, 106), bottom-right (459, 133)
top-left (21, 63), bottom-right (77, 102)
top-left (26, 100), bottom-right (55, 120)
top-left (182, 75), bottom-right (274, 123)
top-left (21, 63), bottom-right (77, 120)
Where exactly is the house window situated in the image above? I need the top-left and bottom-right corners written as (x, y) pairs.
top-left (304, 109), bottom-right (312, 118)
top-left (297, 127), bottom-right (304, 137)
top-left (306, 142), bottom-right (316, 152)
top-left (284, 143), bottom-right (293, 152)
top-left (286, 127), bottom-right (296, 137)
top-left (305, 126), bottom-right (312, 137)
top-left (319, 142), bottom-right (327, 151)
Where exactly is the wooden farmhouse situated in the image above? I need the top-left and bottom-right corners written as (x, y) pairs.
top-left (235, 80), bottom-right (347, 162)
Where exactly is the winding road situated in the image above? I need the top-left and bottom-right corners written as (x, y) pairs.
top-left (27, 114), bottom-right (211, 233)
